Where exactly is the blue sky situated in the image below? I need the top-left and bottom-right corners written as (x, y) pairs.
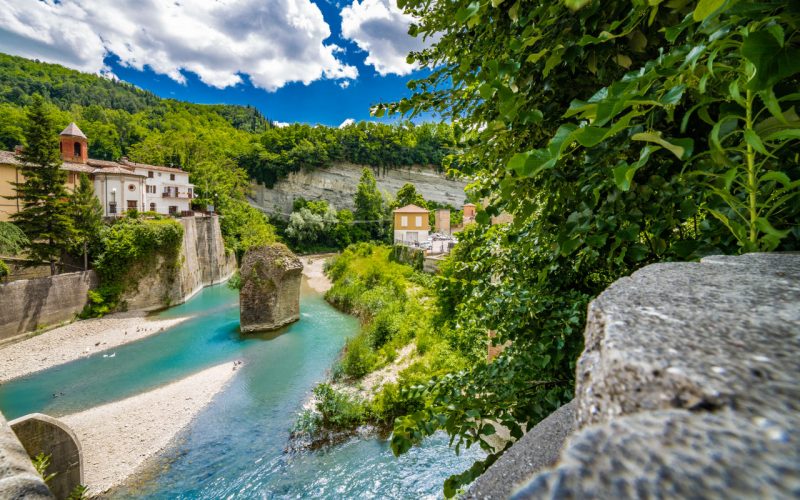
top-left (0, 0), bottom-right (431, 126)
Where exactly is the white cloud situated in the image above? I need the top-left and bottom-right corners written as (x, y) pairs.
top-left (338, 80), bottom-right (350, 89)
top-left (0, 0), bottom-right (357, 91)
top-left (340, 0), bottom-right (428, 76)
top-left (338, 118), bottom-right (355, 128)
top-left (273, 121), bottom-right (292, 128)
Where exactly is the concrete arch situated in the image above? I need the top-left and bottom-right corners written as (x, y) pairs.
top-left (10, 413), bottom-right (83, 499)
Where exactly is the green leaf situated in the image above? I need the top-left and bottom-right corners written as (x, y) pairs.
top-left (693, 0), bottom-right (727, 21)
top-left (660, 84), bottom-right (686, 105)
top-left (741, 31), bottom-right (800, 91)
top-left (631, 132), bottom-right (692, 159)
top-left (744, 129), bottom-right (768, 155)
top-left (760, 171), bottom-right (791, 188)
top-left (564, 0), bottom-right (592, 10)
top-left (455, 2), bottom-right (480, 24)
top-left (756, 217), bottom-right (790, 239)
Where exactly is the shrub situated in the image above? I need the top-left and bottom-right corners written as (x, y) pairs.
top-left (340, 333), bottom-right (376, 379)
top-left (313, 383), bottom-right (367, 429)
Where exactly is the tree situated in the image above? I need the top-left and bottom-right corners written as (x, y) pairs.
top-left (393, 183), bottom-right (427, 209)
top-left (10, 95), bottom-right (75, 275)
top-left (70, 173), bottom-right (103, 270)
top-left (0, 221), bottom-right (28, 279)
top-left (354, 168), bottom-right (387, 240)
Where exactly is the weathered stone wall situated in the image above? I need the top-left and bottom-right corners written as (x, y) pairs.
top-left (10, 413), bottom-right (82, 500)
top-left (0, 411), bottom-right (53, 499)
top-left (468, 253), bottom-right (800, 498)
top-left (0, 271), bottom-right (97, 342)
top-left (239, 244), bottom-right (303, 333)
top-left (122, 215), bottom-right (237, 311)
top-left (251, 162), bottom-right (469, 214)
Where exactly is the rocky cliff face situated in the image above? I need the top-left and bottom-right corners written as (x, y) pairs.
top-left (251, 163), bottom-right (469, 214)
top-left (123, 216), bottom-right (237, 311)
top-left (239, 244), bottom-right (303, 333)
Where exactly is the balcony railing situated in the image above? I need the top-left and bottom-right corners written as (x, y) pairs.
top-left (162, 191), bottom-right (193, 199)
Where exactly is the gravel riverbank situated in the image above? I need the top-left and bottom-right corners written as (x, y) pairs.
top-left (0, 312), bottom-right (192, 383)
top-left (61, 362), bottom-right (239, 496)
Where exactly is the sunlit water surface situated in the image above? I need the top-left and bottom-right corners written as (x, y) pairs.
top-left (0, 281), bottom-right (484, 498)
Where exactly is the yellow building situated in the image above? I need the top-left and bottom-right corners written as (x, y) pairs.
top-left (393, 204), bottom-right (430, 244)
top-left (1, 122), bottom-right (194, 221)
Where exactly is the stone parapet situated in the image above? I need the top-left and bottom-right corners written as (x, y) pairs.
top-left (469, 253), bottom-right (800, 498)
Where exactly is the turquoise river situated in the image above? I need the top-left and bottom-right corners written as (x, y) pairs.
top-left (0, 280), bottom-right (483, 498)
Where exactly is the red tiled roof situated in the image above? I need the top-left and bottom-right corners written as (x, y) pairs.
top-left (60, 122), bottom-right (87, 138)
top-left (393, 204), bottom-right (429, 213)
top-left (0, 150), bottom-right (180, 178)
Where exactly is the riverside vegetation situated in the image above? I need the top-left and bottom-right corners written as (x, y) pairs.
top-left (366, 0), bottom-right (799, 495)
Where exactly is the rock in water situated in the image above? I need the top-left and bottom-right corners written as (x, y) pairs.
top-left (239, 244), bottom-right (303, 333)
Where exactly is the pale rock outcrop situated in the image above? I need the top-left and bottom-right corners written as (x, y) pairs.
top-left (239, 244), bottom-right (303, 333)
top-left (251, 162), bottom-right (468, 214)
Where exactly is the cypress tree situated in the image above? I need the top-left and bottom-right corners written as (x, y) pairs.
top-left (70, 173), bottom-right (103, 270)
top-left (354, 168), bottom-right (386, 241)
top-left (11, 95), bottom-right (75, 275)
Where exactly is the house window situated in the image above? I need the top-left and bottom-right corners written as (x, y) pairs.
top-left (128, 183), bottom-right (136, 191)
top-left (415, 216), bottom-right (422, 226)
top-left (170, 174), bottom-right (175, 181)
top-left (401, 216), bottom-right (408, 227)
top-left (109, 202), bottom-right (117, 214)
top-left (169, 205), bottom-right (178, 215)
top-left (73, 142), bottom-right (81, 157)
top-left (148, 171), bottom-right (154, 178)
top-left (127, 200), bottom-right (137, 211)
top-left (149, 202), bottom-right (156, 212)
top-left (146, 185), bottom-right (156, 194)
top-left (188, 187), bottom-right (193, 198)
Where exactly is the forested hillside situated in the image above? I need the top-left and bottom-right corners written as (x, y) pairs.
top-left (0, 53), bottom-right (456, 187)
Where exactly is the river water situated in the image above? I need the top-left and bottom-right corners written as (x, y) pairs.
top-left (0, 281), bottom-right (484, 498)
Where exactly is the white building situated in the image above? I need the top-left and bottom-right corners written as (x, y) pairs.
top-left (56, 123), bottom-right (195, 217)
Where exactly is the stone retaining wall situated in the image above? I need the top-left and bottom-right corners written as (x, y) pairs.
top-left (0, 271), bottom-right (97, 342)
top-left (468, 253), bottom-right (800, 498)
top-left (122, 215), bottom-right (237, 311)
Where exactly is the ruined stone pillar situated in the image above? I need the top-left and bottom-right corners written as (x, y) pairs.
top-left (239, 244), bottom-right (303, 333)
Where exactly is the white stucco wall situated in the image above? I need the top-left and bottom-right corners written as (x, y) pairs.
top-left (93, 174), bottom-right (146, 216)
top-left (133, 167), bottom-right (193, 215)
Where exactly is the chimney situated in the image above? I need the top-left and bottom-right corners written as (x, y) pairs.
top-left (14, 145), bottom-right (23, 155)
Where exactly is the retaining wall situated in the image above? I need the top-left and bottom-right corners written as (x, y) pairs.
top-left (0, 271), bottom-right (97, 342)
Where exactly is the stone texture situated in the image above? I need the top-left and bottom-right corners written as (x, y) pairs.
top-left (508, 253), bottom-right (800, 499)
top-left (122, 215), bottom-right (237, 311)
top-left (0, 411), bottom-right (53, 499)
top-left (252, 162), bottom-right (468, 214)
top-left (513, 409), bottom-right (799, 499)
top-left (9, 414), bottom-right (82, 500)
top-left (576, 252), bottom-right (800, 427)
top-left (466, 401), bottom-right (575, 500)
top-left (240, 244), bottom-right (303, 333)
top-left (0, 271), bottom-right (97, 342)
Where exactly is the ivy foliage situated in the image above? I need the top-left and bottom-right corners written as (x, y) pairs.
top-left (83, 215), bottom-right (184, 316)
top-left (376, 0), bottom-right (799, 495)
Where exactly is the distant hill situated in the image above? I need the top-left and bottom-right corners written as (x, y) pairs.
top-left (0, 52), bottom-right (270, 142)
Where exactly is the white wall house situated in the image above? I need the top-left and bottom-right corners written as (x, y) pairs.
top-left (93, 166), bottom-right (147, 217)
top-left (124, 159), bottom-right (194, 215)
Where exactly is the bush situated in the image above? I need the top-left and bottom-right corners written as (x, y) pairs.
top-left (82, 216), bottom-right (183, 317)
top-left (313, 383), bottom-right (367, 429)
top-left (340, 333), bottom-right (376, 379)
